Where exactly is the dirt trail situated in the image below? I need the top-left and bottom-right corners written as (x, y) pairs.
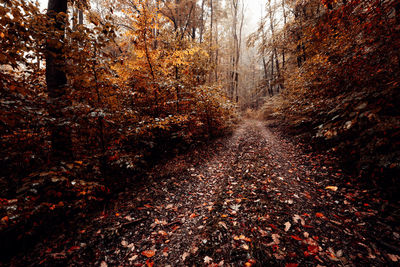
top-left (15, 120), bottom-right (400, 266)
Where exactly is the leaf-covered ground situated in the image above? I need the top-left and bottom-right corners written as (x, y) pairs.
top-left (9, 120), bottom-right (400, 266)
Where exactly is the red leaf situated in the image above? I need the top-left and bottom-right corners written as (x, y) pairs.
top-left (290, 235), bottom-right (302, 241)
top-left (67, 246), bottom-right (80, 252)
top-left (308, 245), bottom-right (319, 254)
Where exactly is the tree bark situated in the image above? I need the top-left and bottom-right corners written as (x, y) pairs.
top-left (46, 0), bottom-right (72, 160)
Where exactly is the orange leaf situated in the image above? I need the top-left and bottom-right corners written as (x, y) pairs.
top-left (1, 216), bottom-right (9, 223)
top-left (142, 250), bottom-right (156, 258)
top-left (315, 213), bottom-right (324, 218)
top-left (285, 264), bottom-right (299, 267)
top-left (146, 259), bottom-right (154, 267)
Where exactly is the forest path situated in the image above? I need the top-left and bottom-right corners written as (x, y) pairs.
top-left (21, 120), bottom-right (398, 266)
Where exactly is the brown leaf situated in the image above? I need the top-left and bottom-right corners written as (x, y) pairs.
top-left (182, 252), bottom-right (189, 261)
top-left (284, 222), bottom-right (291, 232)
top-left (204, 256), bottom-right (213, 264)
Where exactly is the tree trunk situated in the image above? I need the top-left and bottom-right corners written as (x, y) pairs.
top-left (78, 9), bottom-right (83, 25)
top-left (46, 0), bottom-right (72, 160)
top-left (199, 0), bottom-right (205, 43)
top-left (209, 0), bottom-right (214, 83)
top-left (214, 0), bottom-right (219, 82)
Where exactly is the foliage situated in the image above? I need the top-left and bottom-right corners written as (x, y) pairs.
top-left (0, 0), bottom-right (237, 255)
top-left (272, 0), bottom-right (400, 194)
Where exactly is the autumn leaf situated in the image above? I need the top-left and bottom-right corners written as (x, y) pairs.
top-left (1, 216), bottom-right (9, 223)
top-left (67, 246), bottom-right (81, 252)
top-left (291, 235), bottom-right (302, 241)
top-left (204, 256), bottom-right (213, 264)
top-left (158, 230), bottom-right (168, 236)
top-left (315, 213), bottom-right (325, 218)
top-left (388, 254), bottom-right (400, 262)
top-left (245, 259), bottom-right (256, 266)
top-left (146, 259), bottom-right (154, 267)
top-left (325, 186), bottom-right (338, 191)
top-left (182, 252), bottom-right (189, 261)
top-left (284, 222), bottom-right (291, 232)
top-left (142, 250), bottom-right (156, 258)
top-left (308, 245), bottom-right (319, 254)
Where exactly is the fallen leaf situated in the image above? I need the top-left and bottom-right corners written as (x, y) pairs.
top-left (325, 186), bottom-right (338, 191)
top-left (1, 216), bottom-right (9, 223)
top-left (158, 230), bottom-right (168, 236)
top-left (239, 234), bottom-right (251, 242)
top-left (272, 233), bottom-right (280, 244)
top-left (128, 255), bottom-right (138, 261)
top-left (284, 222), bottom-right (291, 232)
top-left (100, 261), bottom-right (108, 267)
top-left (245, 259), bottom-right (256, 266)
top-left (293, 214), bottom-right (305, 225)
top-left (162, 247), bottom-right (169, 257)
top-left (315, 213), bottom-right (325, 218)
top-left (308, 245), bottom-right (319, 254)
top-left (182, 252), bottom-right (189, 261)
top-left (146, 259), bottom-right (154, 267)
top-left (204, 256), bottom-right (213, 264)
top-left (242, 244), bottom-right (249, 250)
top-left (67, 246), bottom-right (81, 252)
top-left (291, 235), bottom-right (302, 241)
top-left (218, 221), bottom-right (227, 229)
top-left (121, 240), bottom-right (128, 247)
top-left (142, 250), bottom-right (156, 258)
top-left (388, 254), bottom-right (400, 262)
